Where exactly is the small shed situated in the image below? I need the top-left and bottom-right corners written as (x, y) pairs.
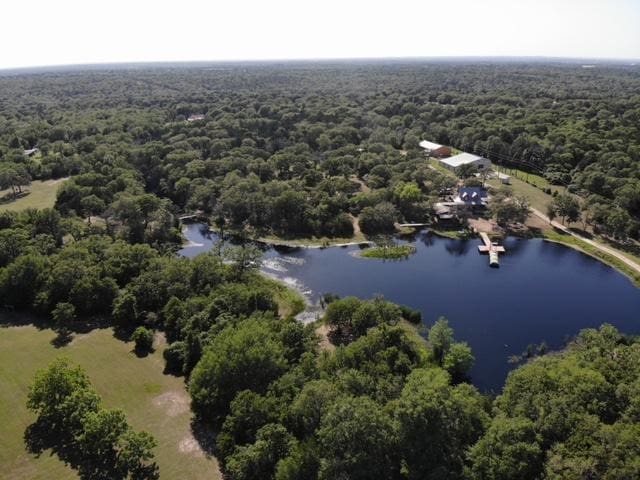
top-left (497, 172), bottom-right (511, 184)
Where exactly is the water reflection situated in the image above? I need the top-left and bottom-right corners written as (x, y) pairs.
top-left (444, 239), bottom-right (472, 256)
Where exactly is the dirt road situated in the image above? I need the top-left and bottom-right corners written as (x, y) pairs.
top-left (530, 208), bottom-right (640, 275)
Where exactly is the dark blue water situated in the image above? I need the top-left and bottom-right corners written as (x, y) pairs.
top-left (179, 223), bottom-right (640, 392)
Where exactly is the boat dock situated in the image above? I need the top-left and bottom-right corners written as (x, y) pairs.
top-left (478, 232), bottom-right (505, 267)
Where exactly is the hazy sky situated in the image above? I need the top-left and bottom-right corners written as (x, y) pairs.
top-left (2, 0), bottom-right (639, 69)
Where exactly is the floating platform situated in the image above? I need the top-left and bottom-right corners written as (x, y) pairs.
top-left (477, 232), bottom-right (505, 267)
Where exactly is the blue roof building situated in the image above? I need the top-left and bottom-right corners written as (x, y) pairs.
top-left (457, 187), bottom-right (488, 207)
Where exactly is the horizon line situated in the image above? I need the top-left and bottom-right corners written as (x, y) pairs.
top-left (2, 54), bottom-right (639, 73)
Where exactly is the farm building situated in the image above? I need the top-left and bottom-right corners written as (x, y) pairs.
top-left (439, 153), bottom-right (491, 171)
top-left (419, 140), bottom-right (451, 158)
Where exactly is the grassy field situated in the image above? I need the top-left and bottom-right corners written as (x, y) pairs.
top-left (0, 178), bottom-right (68, 212)
top-left (492, 165), bottom-right (562, 191)
top-left (0, 321), bottom-right (221, 480)
top-left (486, 175), bottom-right (556, 214)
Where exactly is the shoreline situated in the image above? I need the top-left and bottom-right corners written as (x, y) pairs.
top-left (541, 232), bottom-right (640, 288)
top-left (182, 220), bottom-right (640, 288)
top-left (211, 224), bottom-right (471, 249)
top-left (528, 208), bottom-right (640, 287)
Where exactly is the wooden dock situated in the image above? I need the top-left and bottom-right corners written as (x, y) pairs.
top-left (477, 232), bottom-right (505, 267)
top-left (179, 213), bottom-right (206, 221)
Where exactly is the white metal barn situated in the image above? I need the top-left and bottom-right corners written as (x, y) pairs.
top-left (439, 153), bottom-right (491, 171)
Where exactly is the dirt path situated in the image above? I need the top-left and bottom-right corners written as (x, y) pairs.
top-left (351, 214), bottom-right (362, 237)
top-left (43, 177), bottom-right (69, 186)
top-left (530, 208), bottom-right (640, 275)
top-left (315, 324), bottom-right (336, 352)
top-left (349, 175), bottom-right (370, 193)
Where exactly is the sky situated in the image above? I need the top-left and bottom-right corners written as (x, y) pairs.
top-left (2, 0), bottom-right (639, 69)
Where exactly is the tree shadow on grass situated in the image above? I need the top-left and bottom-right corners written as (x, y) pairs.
top-left (0, 311), bottom-right (110, 336)
top-left (0, 190), bottom-right (29, 205)
top-left (568, 227), bottom-right (593, 239)
top-left (24, 419), bottom-right (85, 474)
top-left (0, 310), bottom-right (50, 329)
top-left (51, 330), bottom-right (74, 348)
top-left (133, 345), bottom-right (155, 358)
top-left (112, 325), bottom-right (135, 342)
top-left (25, 418), bottom-right (129, 480)
top-left (190, 418), bottom-right (221, 460)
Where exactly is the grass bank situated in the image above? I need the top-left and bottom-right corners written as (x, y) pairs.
top-left (257, 276), bottom-right (306, 318)
top-left (430, 228), bottom-right (474, 240)
top-left (360, 244), bottom-right (416, 260)
top-left (0, 321), bottom-right (221, 480)
top-left (542, 229), bottom-right (640, 287)
top-left (255, 233), bottom-right (369, 248)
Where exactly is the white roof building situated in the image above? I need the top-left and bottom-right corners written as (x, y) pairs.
top-left (439, 153), bottom-right (491, 170)
top-left (419, 140), bottom-right (444, 150)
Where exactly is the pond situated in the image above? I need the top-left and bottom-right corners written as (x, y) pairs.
top-left (179, 223), bottom-right (640, 393)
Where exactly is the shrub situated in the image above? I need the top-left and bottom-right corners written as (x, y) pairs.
top-left (163, 341), bottom-right (186, 375)
top-left (131, 326), bottom-right (154, 354)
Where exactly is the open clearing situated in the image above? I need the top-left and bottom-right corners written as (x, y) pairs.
top-left (0, 321), bottom-right (221, 480)
top-left (486, 174), bottom-right (559, 215)
top-left (0, 177), bottom-right (68, 211)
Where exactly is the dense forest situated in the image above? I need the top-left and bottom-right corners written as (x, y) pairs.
top-left (1, 62), bottom-right (639, 239)
top-left (1, 62), bottom-right (640, 479)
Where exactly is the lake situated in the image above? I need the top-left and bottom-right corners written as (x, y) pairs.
top-left (179, 223), bottom-right (640, 392)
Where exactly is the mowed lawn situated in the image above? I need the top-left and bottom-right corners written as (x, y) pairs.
top-left (0, 177), bottom-right (68, 211)
top-left (486, 175), bottom-right (555, 213)
top-left (0, 321), bottom-right (221, 480)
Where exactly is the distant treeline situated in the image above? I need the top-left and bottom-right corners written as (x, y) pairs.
top-left (0, 63), bottom-right (638, 239)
